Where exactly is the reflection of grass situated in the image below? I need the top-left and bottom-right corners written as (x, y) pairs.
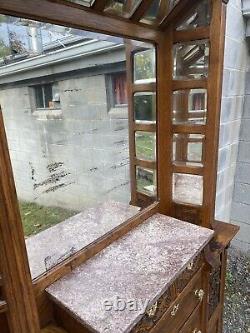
top-left (136, 133), bottom-right (155, 160)
top-left (137, 177), bottom-right (152, 193)
top-left (20, 201), bottom-right (76, 236)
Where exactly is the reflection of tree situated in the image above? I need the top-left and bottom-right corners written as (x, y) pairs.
top-left (0, 39), bottom-right (10, 58)
top-left (9, 31), bottom-right (26, 55)
top-left (134, 50), bottom-right (154, 81)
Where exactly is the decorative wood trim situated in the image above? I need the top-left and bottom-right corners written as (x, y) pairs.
top-left (217, 249), bottom-right (228, 332)
top-left (132, 83), bottom-right (156, 93)
top-left (173, 27), bottom-right (210, 43)
top-left (0, 110), bottom-right (40, 333)
top-left (172, 163), bottom-right (204, 176)
top-left (126, 41), bottom-right (137, 204)
top-left (213, 220), bottom-right (240, 248)
top-left (0, 0), bottom-right (160, 43)
top-left (208, 304), bottom-right (222, 333)
top-left (172, 80), bottom-right (207, 91)
top-left (202, 0), bottom-right (227, 228)
top-left (134, 159), bottom-right (157, 170)
top-left (133, 123), bottom-right (157, 132)
top-left (157, 30), bottom-right (173, 215)
top-left (172, 125), bottom-right (206, 134)
top-left (33, 202), bottom-right (159, 296)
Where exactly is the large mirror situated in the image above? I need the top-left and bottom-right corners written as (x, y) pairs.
top-left (0, 14), bottom-right (157, 279)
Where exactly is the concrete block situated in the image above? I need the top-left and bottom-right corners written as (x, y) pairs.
top-left (222, 69), bottom-right (246, 97)
top-left (232, 238), bottom-right (250, 253)
top-left (231, 219), bottom-right (250, 244)
top-left (229, 0), bottom-right (242, 10)
top-left (243, 95), bottom-right (250, 118)
top-left (234, 182), bottom-right (250, 205)
top-left (231, 201), bottom-right (250, 223)
top-left (226, 3), bottom-right (246, 41)
top-left (240, 119), bottom-right (250, 140)
top-left (220, 96), bottom-right (244, 124)
top-left (238, 141), bottom-right (250, 162)
top-left (224, 37), bottom-right (248, 71)
top-left (235, 161), bottom-right (250, 183)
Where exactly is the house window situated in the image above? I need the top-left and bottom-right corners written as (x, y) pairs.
top-left (111, 72), bottom-right (128, 106)
top-left (34, 83), bottom-right (60, 109)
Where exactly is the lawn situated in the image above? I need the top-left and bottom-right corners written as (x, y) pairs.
top-left (19, 201), bottom-right (76, 236)
top-left (135, 132), bottom-right (155, 161)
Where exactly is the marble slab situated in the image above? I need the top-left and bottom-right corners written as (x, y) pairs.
top-left (46, 213), bottom-right (214, 333)
top-left (25, 201), bottom-right (140, 279)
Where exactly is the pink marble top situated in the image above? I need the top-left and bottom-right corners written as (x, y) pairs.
top-left (47, 213), bottom-right (214, 333)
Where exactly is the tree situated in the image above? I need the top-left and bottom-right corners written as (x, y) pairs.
top-left (0, 39), bottom-right (10, 58)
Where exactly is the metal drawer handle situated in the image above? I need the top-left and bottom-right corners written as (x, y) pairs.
top-left (192, 329), bottom-right (202, 333)
top-left (146, 302), bottom-right (158, 318)
top-left (171, 304), bottom-right (179, 316)
top-left (187, 260), bottom-right (194, 270)
top-left (195, 289), bottom-right (205, 301)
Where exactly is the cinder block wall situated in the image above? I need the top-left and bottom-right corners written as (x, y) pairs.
top-left (0, 75), bottom-right (131, 211)
top-left (216, 0), bottom-right (250, 252)
top-left (231, 70), bottom-right (250, 251)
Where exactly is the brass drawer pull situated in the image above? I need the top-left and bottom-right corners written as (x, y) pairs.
top-left (146, 302), bottom-right (158, 318)
top-left (192, 329), bottom-right (202, 333)
top-left (187, 260), bottom-right (194, 270)
top-left (171, 304), bottom-right (179, 316)
top-left (195, 289), bottom-right (205, 301)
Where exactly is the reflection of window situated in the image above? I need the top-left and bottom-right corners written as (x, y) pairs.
top-left (191, 93), bottom-right (205, 110)
top-left (111, 72), bottom-right (128, 106)
top-left (34, 83), bottom-right (60, 109)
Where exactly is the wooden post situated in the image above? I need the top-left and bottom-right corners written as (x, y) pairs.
top-left (203, 0), bottom-right (227, 228)
top-left (157, 29), bottom-right (173, 215)
top-left (0, 109), bottom-right (40, 333)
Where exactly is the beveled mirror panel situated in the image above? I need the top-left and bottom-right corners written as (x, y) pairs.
top-left (173, 134), bottom-right (204, 166)
top-left (173, 89), bottom-right (207, 125)
top-left (133, 47), bottom-right (156, 84)
top-left (176, 0), bottom-right (211, 31)
top-left (173, 173), bottom-right (203, 205)
top-left (104, 0), bottom-right (142, 18)
top-left (136, 166), bottom-right (157, 197)
top-left (173, 40), bottom-right (210, 80)
top-left (135, 131), bottom-right (156, 161)
top-left (134, 92), bottom-right (156, 123)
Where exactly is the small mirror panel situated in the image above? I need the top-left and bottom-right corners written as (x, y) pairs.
top-left (136, 167), bottom-right (157, 197)
top-left (135, 131), bottom-right (156, 161)
top-left (173, 89), bottom-right (207, 125)
top-left (173, 173), bottom-right (203, 205)
top-left (173, 40), bottom-right (210, 80)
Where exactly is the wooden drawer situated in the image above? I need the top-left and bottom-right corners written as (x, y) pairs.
top-left (150, 267), bottom-right (205, 333)
top-left (179, 304), bottom-right (202, 333)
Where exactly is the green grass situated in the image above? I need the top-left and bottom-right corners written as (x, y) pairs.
top-left (136, 133), bottom-right (155, 160)
top-left (19, 201), bottom-right (76, 237)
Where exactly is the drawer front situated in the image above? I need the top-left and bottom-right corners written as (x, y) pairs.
top-left (150, 268), bottom-right (205, 333)
top-left (176, 255), bottom-right (203, 294)
top-left (179, 304), bottom-right (202, 333)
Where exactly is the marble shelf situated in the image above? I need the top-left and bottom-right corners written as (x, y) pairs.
top-left (46, 213), bottom-right (214, 333)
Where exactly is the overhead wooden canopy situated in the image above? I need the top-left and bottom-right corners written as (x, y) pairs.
top-left (0, 0), bottom-right (222, 42)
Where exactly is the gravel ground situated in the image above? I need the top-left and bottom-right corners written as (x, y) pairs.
top-left (224, 247), bottom-right (250, 333)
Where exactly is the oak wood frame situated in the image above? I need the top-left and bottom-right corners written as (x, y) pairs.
top-left (0, 1), bottom-right (229, 332)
